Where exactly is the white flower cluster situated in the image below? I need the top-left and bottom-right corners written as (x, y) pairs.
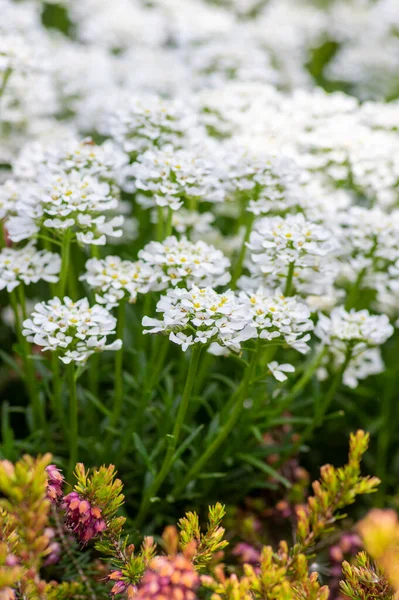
top-left (132, 147), bottom-right (225, 210)
top-left (81, 237), bottom-right (231, 308)
top-left (315, 307), bottom-right (394, 349)
top-left (337, 206), bottom-right (399, 292)
top-left (7, 171), bottom-right (123, 246)
top-left (13, 137), bottom-right (128, 183)
top-left (80, 256), bottom-right (162, 309)
top-left (22, 297), bottom-right (122, 364)
top-left (315, 307), bottom-right (394, 388)
top-left (0, 243), bottom-right (61, 292)
top-left (138, 236), bottom-right (231, 289)
top-left (143, 285), bottom-right (252, 352)
top-left (238, 288), bottom-right (313, 354)
top-left (99, 95), bottom-right (196, 157)
top-left (245, 214), bottom-right (336, 293)
top-left (143, 284), bottom-right (313, 355)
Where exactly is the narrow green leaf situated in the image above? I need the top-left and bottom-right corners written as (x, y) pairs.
top-left (237, 453), bottom-right (291, 488)
top-left (133, 433), bottom-right (155, 476)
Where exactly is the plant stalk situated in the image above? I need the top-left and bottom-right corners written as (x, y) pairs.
top-left (135, 344), bottom-right (202, 528)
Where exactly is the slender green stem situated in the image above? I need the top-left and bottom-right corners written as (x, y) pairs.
top-left (375, 374), bottom-right (395, 506)
top-left (299, 346), bottom-right (353, 448)
top-left (58, 232), bottom-right (72, 298)
top-left (231, 212), bottom-right (255, 289)
top-left (110, 300), bottom-right (126, 429)
top-left (172, 345), bottom-right (259, 498)
top-left (0, 222), bottom-right (5, 250)
top-left (156, 206), bottom-right (164, 241)
top-left (345, 268), bottom-right (365, 310)
top-left (0, 68), bottom-right (12, 99)
top-left (284, 262), bottom-right (295, 297)
top-left (51, 352), bottom-right (64, 424)
top-left (164, 207), bottom-right (173, 238)
top-left (90, 245), bottom-right (100, 259)
top-left (10, 288), bottom-right (44, 431)
top-left (269, 347), bottom-right (328, 418)
top-left (16, 284), bottom-right (27, 321)
top-left (67, 363), bottom-right (78, 480)
top-left (117, 335), bottom-right (169, 462)
top-left (135, 344), bottom-right (202, 528)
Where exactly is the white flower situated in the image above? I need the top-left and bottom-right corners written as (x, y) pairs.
top-left (138, 236), bottom-right (231, 289)
top-left (131, 147), bottom-right (225, 210)
top-left (268, 361), bottom-right (295, 382)
top-left (314, 306), bottom-right (393, 387)
top-left (142, 285), bottom-right (252, 353)
top-left (0, 242), bottom-right (60, 292)
top-left (246, 214), bottom-right (337, 295)
top-left (22, 296), bottom-right (122, 364)
top-left (13, 137), bottom-right (128, 183)
top-left (100, 94), bottom-right (196, 156)
top-left (80, 255), bottom-right (164, 308)
top-left (7, 170), bottom-right (124, 245)
top-left (315, 307), bottom-right (393, 349)
top-left (238, 287), bottom-right (314, 354)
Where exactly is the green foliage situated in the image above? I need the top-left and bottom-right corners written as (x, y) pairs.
top-left (0, 454), bottom-right (52, 598)
top-left (178, 502), bottom-right (229, 569)
top-left (340, 552), bottom-right (394, 600)
top-left (295, 430), bottom-right (380, 552)
top-left (73, 463), bottom-right (125, 537)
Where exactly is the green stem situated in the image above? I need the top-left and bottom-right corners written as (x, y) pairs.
top-left (231, 212), bottom-right (254, 289)
top-left (164, 207), bottom-right (173, 238)
top-left (270, 347), bottom-right (328, 418)
top-left (300, 346), bottom-right (353, 446)
top-left (156, 206), bottom-right (164, 241)
top-left (0, 222), bottom-right (5, 250)
top-left (284, 262), bottom-right (295, 296)
top-left (0, 68), bottom-right (12, 99)
top-left (135, 344), bottom-right (202, 528)
top-left (58, 232), bottom-right (72, 298)
top-left (10, 288), bottom-right (44, 431)
top-left (172, 345), bottom-right (259, 498)
top-left (67, 363), bottom-right (78, 480)
top-left (117, 335), bottom-right (169, 462)
top-left (345, 269), bottom-right (365, 310)
top-left (51, 352), bottom-right (64, 424)
top-left (375, 373), bottom-right (396, 506)
top-left (110, 300), bottom-right (126, 429)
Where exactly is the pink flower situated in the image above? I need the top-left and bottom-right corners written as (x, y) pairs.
top-left (137, 555), bottom-right (199, 600)
top-left (63, 492), bottom-right (106, 543)
top-left (46, 464), bottom-right (64, 502)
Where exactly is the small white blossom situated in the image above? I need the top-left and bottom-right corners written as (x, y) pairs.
top-left (238, 287), bottom-right (314, 354)
top-left (22, 296), bottom-right (122, 364)
top-left (268, 361), bottom-right (295, 382)
top-left (0, 242), bottom-right (60, 292)
top-left (142, 285), bottom-right (253, 353)
top-left (80, 255), bottom-right (164, 308)
top-left (131, 147), bottom-right (225, 210)
top-left (7, 170), bottom-right (123, 245)
top-left (246, 214), bottom-right (336, 294)
top-left (138, 236), bottom-right (231, 289)
top-left (314, 306), bottom-right (393, 387)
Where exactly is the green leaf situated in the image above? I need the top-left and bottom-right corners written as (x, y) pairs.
top-left (237, 453), bottom-right (291, 488)
top-left (83, 389), bottom-right (112, 418)
top-left (0, 349), bottom-right (24, 379)
top-left (133, 433), bottom-right (155, 476)
top-left (1, 401), bottom-right (15, 459)
top-left (173, 425), bottom-right (204, 462)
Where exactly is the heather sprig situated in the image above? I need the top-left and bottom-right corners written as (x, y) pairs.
top-left (178, 502), bottom-right (229, 569)
top-left (294, 430), bottom-right (380, 554)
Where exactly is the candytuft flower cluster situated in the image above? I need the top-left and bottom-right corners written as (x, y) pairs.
top-left (22, 297), bottom-right (122, 363)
